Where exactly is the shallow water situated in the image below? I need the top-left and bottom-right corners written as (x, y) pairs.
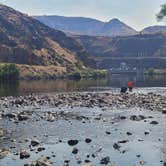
top-left (0, 106), bottom-right (166, 166)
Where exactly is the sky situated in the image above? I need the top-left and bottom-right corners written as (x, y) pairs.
top-left (0, 0), bottom-right (166, 30)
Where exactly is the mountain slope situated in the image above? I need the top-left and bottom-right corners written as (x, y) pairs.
top-left (34, 15), bottom-right (137, 37)
top-left (74, 34), bottom-right (166, 69)
top-left (0, 4), bottom-right (93, 75)
top-left (142, 26), bottom-right (166, 34)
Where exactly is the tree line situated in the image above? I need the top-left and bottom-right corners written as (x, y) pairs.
top-left (0, 63), bottom-right (19, 82)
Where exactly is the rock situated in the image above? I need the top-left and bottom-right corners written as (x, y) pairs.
top-left (0, 128), bottom-right (4, 137)
top-left (31, 139), bottom-right (40, 146)
top-left (37, 147), bottom-right (45, 152)
top-left (32, 157), bottom-right (51, 166)
top-left (140, 160), bottom-right (146, 165)
top-left (0, 148), bottom-right (9, 159)
top-left (144, 131), bottom-right (150, 135)
top-left (130, 115), bottom-right (146, 121)
top-left (67, 140), bottom-right (79, 146)
top-left (100, 156), bottom-right (110, 165)
top-left (15, 99), bottom-right (24, 105)
top-left (72, 147), bottom-right (78, 154)
top-left (126, 132), bottom-right (132, 136)
top-left (150, 121), bottom-right (159, 125)
top-left (118, 140), bottom-right (129, 144)
top-left (20, 150), bottom-right (30, 159)
top-left (5, 113), bottom-right (17, 119)
top-left (18, 114), bottom-right (29, 121)
top-left (113, 143), bottom-right (121, 150)
top-left (106, 131), bottom-right (111, 135)
top-left (85, 138), bottom-right (92, 143)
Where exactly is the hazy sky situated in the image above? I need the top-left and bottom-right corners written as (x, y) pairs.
top-left (0, 0), bottom-right (166, 30)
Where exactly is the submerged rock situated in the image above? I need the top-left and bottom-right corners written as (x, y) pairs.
top-left (0, 148), bottom-right (10, 159)
top-left (20, 150), bottom-right (30, 159)
top-left (85, 138), bottom-right (92, 143)
top-left (31, 157), bottom-right (51, 166)
top-left (31, 139), bottom-right (40, 146)
top-left (100, 156), bottom-right (110, 165)
top-left (67, 140), bottom-right (79, 146)
top-left (150, 121), bottom-right (159, 125)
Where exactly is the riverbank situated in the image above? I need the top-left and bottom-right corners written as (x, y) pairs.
top-left (0, 92), bottom-right (165, 111)
top-left (17, 64), bottom-right (107, 80)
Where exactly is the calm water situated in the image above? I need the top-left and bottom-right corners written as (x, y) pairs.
top-left (0, 74), bottom-right (166, 96)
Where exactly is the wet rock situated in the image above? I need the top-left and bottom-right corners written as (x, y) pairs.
top-left (126, 132), bottom-right (132, 136)
top-left (18, 114), bottom-right (29, 121)
top-left (119, 116), bottom-right (127, 120)
top-left (113, 143), bottom-right (121, 150)
top-left (5, 113), bottom-right (17, 119)
top-left (118, 140), bottom-right (129, 144)
top-left (15, 99), bottom-right (24, 105)
top-left (32, 157), bottom-right (51, 166)
top-left (85, 138), bottom-right (92, 143)
top-left (37, 147), bottom-right (45, 152)
top-left (100, 156), bottom-right (110, 165)
top-left (144, 131), bottom-right (150, 135)
top-left (67, 140), bottom-right (79, 146)
top-left (31, 139), bottom-right (40, 146)
top-left (140, 160), bottom-right (146, 165)
top-left (0, 148), bottom-right (10, 159)
top-left (106, 131), bottom-right (111, 135)
top-left (20, 150), bottom-right (30, 159)
top-left (85, 159), bottom-right (91, 163)
top-left (72, 147), bottom-right (78, 154)
top-left (130, 115), bottom-right (146, 121)
top-left (0, 128), bottom-right (4, 137)
top-left (150, 121), bottom-right (159, 125)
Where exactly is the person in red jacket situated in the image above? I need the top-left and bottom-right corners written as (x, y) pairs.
top-left (128, 81), bottom-right (134, 92)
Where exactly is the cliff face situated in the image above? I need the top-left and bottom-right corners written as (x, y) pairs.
top-left (0, 4), bottom-right (92, 72)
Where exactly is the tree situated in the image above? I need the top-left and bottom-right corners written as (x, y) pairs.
top-left (157, 4), bottom-right (166, 21)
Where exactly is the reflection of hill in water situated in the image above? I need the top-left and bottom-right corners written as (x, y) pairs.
top-left (0, 74), bottom-right (165, 96)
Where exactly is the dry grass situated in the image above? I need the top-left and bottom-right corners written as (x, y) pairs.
top-left (17, 64), bottom-right (66, 79)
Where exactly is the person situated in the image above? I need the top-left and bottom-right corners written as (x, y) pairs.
top-left (128, 81), bottom-right (134, 92)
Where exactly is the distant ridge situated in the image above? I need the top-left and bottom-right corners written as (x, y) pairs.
top-left (34, 15), bottom-right (138, 37)
top-left (142, 25), bottom-right (166, 34)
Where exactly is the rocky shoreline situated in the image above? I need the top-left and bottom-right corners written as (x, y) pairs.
top-left (0, 92), bottom-right (165, 111)
top-left (0, 92), bottom-right (166, 166)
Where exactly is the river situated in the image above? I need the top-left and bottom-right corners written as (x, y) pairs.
top-left (0, 74), bottom-right (166, 96)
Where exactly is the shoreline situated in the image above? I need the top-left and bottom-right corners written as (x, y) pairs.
top-left (0, 92), bottom-right (165, 111)
top-left (0, 91), bottom-right (166, 166)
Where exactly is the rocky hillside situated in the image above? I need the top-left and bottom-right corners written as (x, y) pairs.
top-left (34, 16), bottom-right (137, 37)
top-left (0, 4), bottom-right (93, 78)
top-left (142, 26), bottom-right (166, 34)
top-left (74, 34), bottom-right (166, 69)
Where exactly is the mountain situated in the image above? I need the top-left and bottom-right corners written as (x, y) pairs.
top-left (34, 15), bottom-right (137, 37)
top-left (142, 26), bottom-right (166, 34)
top-left (74, 34), bottom-right (166, 69)
top-left (0, 4), bottom-right (94, 79)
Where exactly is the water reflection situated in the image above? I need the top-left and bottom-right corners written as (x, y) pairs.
top-left (0, 74), bottom-right (165, 96)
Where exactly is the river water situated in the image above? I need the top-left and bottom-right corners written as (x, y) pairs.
top-left (0, 74), bottom-right (166, 166)
top-left (0, 74), bottom-right (166, 96)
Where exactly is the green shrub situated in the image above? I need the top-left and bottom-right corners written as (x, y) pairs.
top-left (0, 63), bottom-right (19, 81)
